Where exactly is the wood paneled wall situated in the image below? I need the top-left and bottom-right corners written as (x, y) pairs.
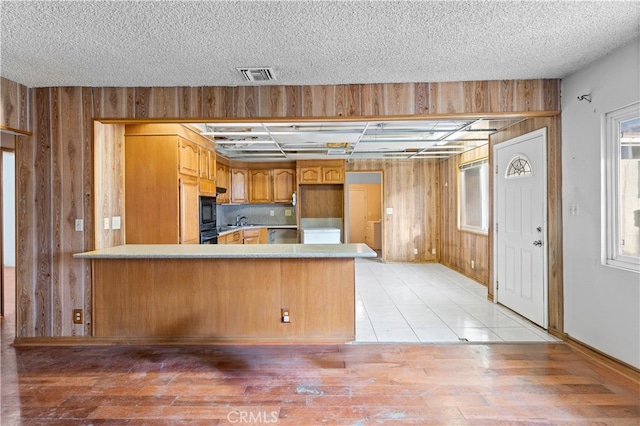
top-left (7, 78), bottom-right (560, 338)
top-left (439, 145), bottom-right (490, 284)
top-left (347, 160), bottom-right (440, 262)
top-left (17, 87), bottom-right (94, 338)
top-left (93, 122), bottom-right (124, 250)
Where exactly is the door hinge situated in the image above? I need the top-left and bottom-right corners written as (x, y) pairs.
top-left (496, 223), bottom-right (498, 232)
top-left (495, 164), bottom-right (499, 174)
top-left (496, 280), bottom-right (499, 290)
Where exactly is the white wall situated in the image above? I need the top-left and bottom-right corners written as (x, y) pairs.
top-left (561, 38), bottom-right (640, 368)
top-left (3, 153), bottom-right (15, 267)
top-left (1, 133), bottom-right (16, 267)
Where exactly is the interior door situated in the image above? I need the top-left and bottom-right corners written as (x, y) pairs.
top-left (494, 128), bottom-right (548, 328)
top-left (348, 189), bottom-right (367, 243)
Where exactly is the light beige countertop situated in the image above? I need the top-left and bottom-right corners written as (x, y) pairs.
top-left (74, 243), bottom-right (376, 259)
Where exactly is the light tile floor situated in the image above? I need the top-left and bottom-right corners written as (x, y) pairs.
top-left (355, 258), bottom-right (560, 343)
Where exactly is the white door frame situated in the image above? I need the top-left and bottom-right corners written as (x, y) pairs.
top-left (492, 128), bottom-right (549, 329)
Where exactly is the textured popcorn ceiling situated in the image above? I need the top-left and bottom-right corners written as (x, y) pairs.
top-left (1, 1), bottom-right (639, 88)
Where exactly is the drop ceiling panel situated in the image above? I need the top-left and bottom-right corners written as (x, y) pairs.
top-left (197, 118), bottom-right (524, 161)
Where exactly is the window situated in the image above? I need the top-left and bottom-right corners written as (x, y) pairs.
top-left (506, 154), bottom-right (533, 178)
top-left (459, 158), bottom-right (489, 234)
top-left (604, 102), bottom-right (640, 272)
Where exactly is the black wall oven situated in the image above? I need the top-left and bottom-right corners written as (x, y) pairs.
top-left (199, 196), bottom-right (218, 244)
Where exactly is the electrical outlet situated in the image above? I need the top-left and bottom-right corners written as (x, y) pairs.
top-left (270, 210), bottom-right (275, 216)
top-left (281, 308), bottom-right (290, 323)
top-left (432, 248), bottom-right (436, 255)
top-left (285, 209), bottom-right (292, 217)
top-left (471, 260), bottom-right (475, 269)
top-left (569, 203), bottom-right (580, 216)
top-left (73, 309), bottom-right (83, 324)
top-left (75, 219), bottom-right (83, 232)
top-left (103, 218), bottom-right (110, 230)
top-left (386, 207), bottom-right (393, 215)
top-left (413, 248), bottom-right (418, 255)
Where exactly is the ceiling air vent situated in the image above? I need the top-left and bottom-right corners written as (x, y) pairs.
top-left (237, 68), bottom-right (275, 82)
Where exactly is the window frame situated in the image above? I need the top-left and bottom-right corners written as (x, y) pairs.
top-left (602, 101), bottom-right (640, 273)
top-left (458, 158), bottom-right (489, 235)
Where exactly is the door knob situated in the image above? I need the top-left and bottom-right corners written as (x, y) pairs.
top-left (533, 240), bottom-right (543, 247)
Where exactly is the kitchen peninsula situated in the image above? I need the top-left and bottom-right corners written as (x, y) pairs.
top-left (74, 243), bottom-right (375, 343)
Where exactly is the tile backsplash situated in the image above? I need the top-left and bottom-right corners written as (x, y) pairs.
top-left (218, 204), bottom-right (297, 227)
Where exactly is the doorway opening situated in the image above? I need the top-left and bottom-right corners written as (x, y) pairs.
top-left (345, 171), bottom-right (383, 259)
top-left (1, 133), bottom-right (16, 319)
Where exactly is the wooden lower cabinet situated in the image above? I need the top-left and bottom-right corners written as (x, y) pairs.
top-left (179, 177), bottom-right (200, 244)
top-left (92, 257), bottom-right (356, 342)
top-left (243, 228), bottom-right (268, 244)
top-left (219, 228), bottom-right (267, 244)
top-left (219, 231), bottom-right (242, 244)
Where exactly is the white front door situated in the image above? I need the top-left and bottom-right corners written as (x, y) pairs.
top-left (494, 129), bottom-right (548, 328)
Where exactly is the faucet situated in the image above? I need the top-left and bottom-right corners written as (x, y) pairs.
top-left (236, 215), bottom-right (248, 226)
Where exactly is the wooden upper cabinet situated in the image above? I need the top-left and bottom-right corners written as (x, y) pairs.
top-left (198, 148), bottom-right (216, 180)
top-left (207, 150), bottom-right (216, 181)
top-left (298, 166), bottom-right (322, 184)
top-left (249, 169), bottom-right (272, 203)
top-left (322, 166), bottom-right (344, 183)
top-left (231, 168), bottom-right (248, 203)
top-left (198, 147), bottom-right (209, 179)
top-left (297, 160), bottom-right (345, 184)
top-left (199, 148), bottom-right (217, 196)
top-left (273, 169), bottom-right (296, 203)
top-left (178, 138), bottom-right (199, 177)
top-left (216, 163), bottom-right (230, 203)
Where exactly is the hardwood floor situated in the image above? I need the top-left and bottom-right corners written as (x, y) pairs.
top-left (2, 267), bottom-right (639, 425)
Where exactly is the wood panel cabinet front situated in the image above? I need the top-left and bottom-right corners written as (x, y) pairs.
top-left (216, 163), bottom-right (230, 203)
top-left (231, 168), bottom-right (248, 203)
top-left (199, 148), bottom-right (217, 196)
top-left (249, 169), bottom-right (272, 203)
top-left (322, 166), bottom-right (344, 183)
top-left (178, 138), bottom-right (199, 177)
top-left (273, 169), bottom-right (296, 203)
top-left (298, 166), bottom-right (322, 184)
top-left (242, 228), bottom-right (268, 244)
top-left (124, 134), bottom-right (180, 244)
top-left (92, 257), bottom-right (356, 341)
top-left (198, 147), bottom-right (209, 179)
top-left (297, 161), bottom-right (345, 184)
top-left (179, 177), bottom-right (200, 244)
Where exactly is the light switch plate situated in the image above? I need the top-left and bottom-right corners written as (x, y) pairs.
top-left (75, 219), bottom-right (83, 232)
top-left (112, 216), bottom-right (121, 230)
top-left (386, 207), bottom-right (393, 215)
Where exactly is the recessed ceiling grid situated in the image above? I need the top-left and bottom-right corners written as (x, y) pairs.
top-left (196, 118), bottom-right (523, 161)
